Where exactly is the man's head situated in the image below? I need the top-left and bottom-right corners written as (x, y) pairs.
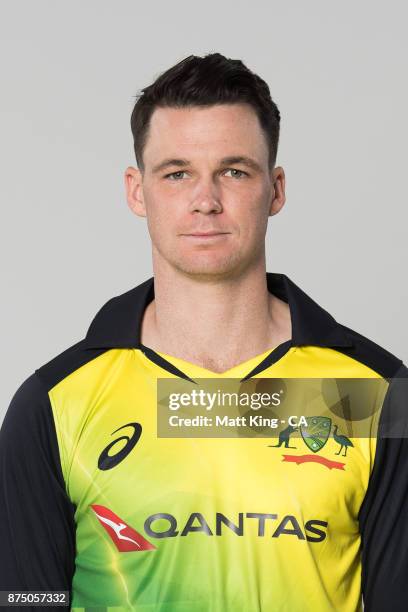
top-left (125, 53), bottom-right (286, 281)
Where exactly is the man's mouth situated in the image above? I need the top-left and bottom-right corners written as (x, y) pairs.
top-left (181, 231), bottom-right (230, 237)
top-left (181, 233), bottom-right (230, 241)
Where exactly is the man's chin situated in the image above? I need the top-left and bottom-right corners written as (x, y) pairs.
top-left (170, 258), bottom-right (245, 281)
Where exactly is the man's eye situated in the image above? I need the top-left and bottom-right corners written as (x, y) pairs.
top-left (224, 168), bottom-right (248, 179)
top-left (164, 171), bottom-right (186, 180)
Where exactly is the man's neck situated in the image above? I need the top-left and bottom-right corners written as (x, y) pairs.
top-left (140, 266), bottom-right (292, 374)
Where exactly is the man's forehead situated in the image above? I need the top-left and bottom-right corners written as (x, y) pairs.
top-left (144, 104), bottom-right (268, 165)
top-left (150, 102), bottom-right (258, 123)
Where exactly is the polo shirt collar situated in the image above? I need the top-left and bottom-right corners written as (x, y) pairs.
top-left (84, 272), bottom-right (353, 351)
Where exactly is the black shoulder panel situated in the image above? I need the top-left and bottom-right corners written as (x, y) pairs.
top-left (35, 338), bottom-right (111, 392)
top-left (358, 362), bottom-right (408, 610)
top-left (0, 372), bottom-right (76, 595)
top-left (334, 323), bottom-right (403, 378)
top-left (331, 322), bottom-right (408, 610)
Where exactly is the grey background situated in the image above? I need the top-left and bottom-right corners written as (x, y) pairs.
top-left (1, 1), bottom-right (407, 423)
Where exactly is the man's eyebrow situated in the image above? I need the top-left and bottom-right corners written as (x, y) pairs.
top-left (152, 158), bottom-right (190, 174)
top-left (219, 156), bottom-right (263, 172)
top-left (151, 156), bottom-right (263, 174)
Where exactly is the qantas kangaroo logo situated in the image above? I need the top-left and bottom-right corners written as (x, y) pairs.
top-left (98, 422), bottom-right (142, 471)
top-left (91, 504), bottom-right (156, 551)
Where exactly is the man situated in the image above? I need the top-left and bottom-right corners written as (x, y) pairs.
top-left (1, 52), bottom-right (407, 611)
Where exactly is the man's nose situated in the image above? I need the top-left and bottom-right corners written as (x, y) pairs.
top-left (189, 178), bottom-right (223, 214)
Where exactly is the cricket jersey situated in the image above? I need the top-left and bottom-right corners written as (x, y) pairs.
top-left (1, 271), bottom-right (408, 612)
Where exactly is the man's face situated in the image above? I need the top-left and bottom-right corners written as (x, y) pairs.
top-left (125, 103), bottom-right (286, 280)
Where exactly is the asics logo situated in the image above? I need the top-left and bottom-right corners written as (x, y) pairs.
top-left (98, 422), bottom-right (142, 471)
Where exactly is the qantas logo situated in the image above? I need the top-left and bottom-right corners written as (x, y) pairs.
top-left (98, 422), bottom-right (142, 471)
top-left (91, 504), bottom-right (156, 551)
top-left (91, 504), bottom-right (328, 552)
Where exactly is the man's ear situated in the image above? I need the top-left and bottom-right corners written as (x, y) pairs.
top-left (269, 166), bottom-right (286, 216)
top-left (124, 166), bottom-right (146, 217)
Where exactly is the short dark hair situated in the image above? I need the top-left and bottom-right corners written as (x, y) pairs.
top-left (130, 53), bottom-right (281, 173)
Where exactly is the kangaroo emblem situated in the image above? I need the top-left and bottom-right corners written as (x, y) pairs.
top-left (267, 424), bottom-right (298, 449)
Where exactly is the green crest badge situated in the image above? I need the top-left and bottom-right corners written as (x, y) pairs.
top-left (300, 416), bottom-right (332, 453)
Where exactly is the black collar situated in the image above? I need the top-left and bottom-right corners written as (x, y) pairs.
top-left (84, 272), bottom-right (353, 351)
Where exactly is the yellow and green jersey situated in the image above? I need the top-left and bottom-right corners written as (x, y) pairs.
top-left (1, 272), bottom-right (408, 611)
